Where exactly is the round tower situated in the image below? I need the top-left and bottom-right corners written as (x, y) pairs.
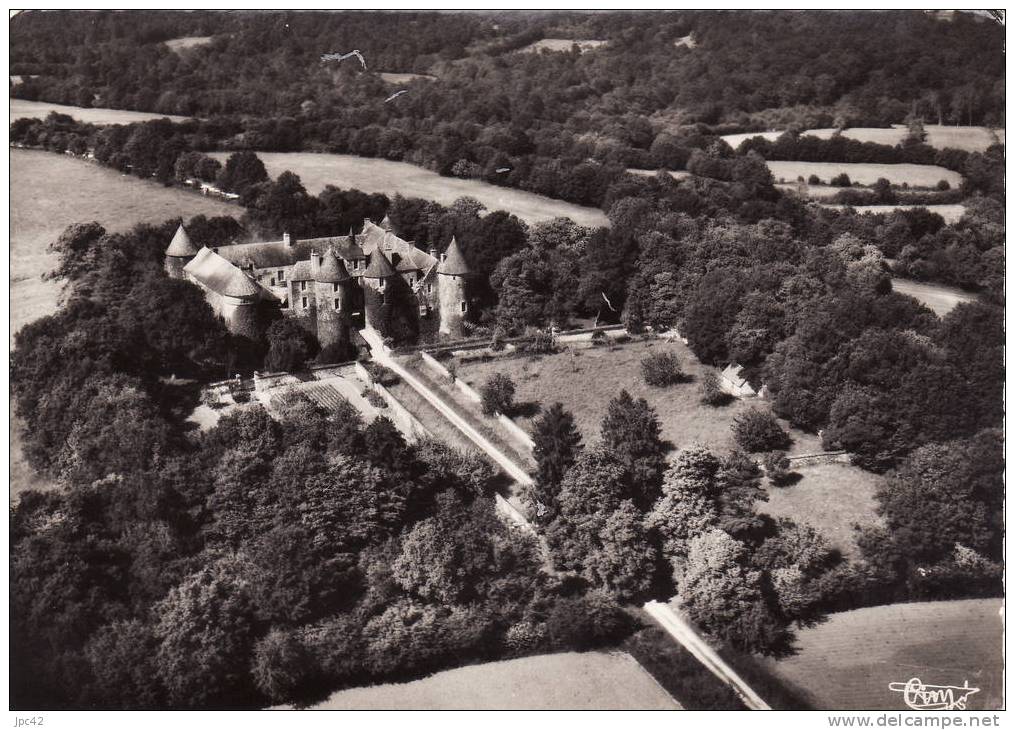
top-left (219, 269), bottom-right (262, 340)
top-left (164, 223), bottom-right (199, 279)
top-left (361, 249), bottom-right (397, 333)
top-left (436, 236), bottom-right (473, 339)
top-left (314, 248), bottom-right (353, 355)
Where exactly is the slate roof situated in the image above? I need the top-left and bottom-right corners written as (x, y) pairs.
top-left (316, 249), bottom-right (351, 282)
top-left (363, 250), bottom-right (397, 278)
top-left (185, 247), bottom-right (264, 298)
top-left (437, 236), bottom-right (472, 276)
top-left (166, 224), bottom-right (199, 257)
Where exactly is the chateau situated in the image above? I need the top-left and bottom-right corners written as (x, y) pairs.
top-left (164, 217), bottom-right (475, 352)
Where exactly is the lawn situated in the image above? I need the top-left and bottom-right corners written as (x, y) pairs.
top-left (287, 651), bottom-right (680, 710)
top-left (456, 336), bottom-right (880, 555)
top-left (760, 462), bottom-right (882, 560)
top-left (766, 161), bottom-right (962, 188)
top-left (208, 152), bottom-right (609, 228)
top-left (759, 599), bottom-right (1004, 711)
top-left (10, 98), bottom-right (191, 125)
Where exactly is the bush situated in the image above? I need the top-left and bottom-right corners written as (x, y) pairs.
top-left (363, 362), bottom-right (400, 387)
top-left (480, 373), bottom-right (516, 416)
top-left (762, 450), bottom-right (793, 485)
top-left (936, 179), bottom-right (951, 191)
top-left (590, 330), bottom-right (607, 346)
top-left (201, 389), bottom-right (223, 409)
top-left (524, 331), bottom-right (557, 354)
top-left (490, 328), bottom-right (506, 352)
top-left (362, 388), bottom-right (387, 409)
top-left (732, 408), bottom-right (791, 452)
top-left (830, 172), bottom-right (852, 187)
top-left (807, 174), bottom-right (822, 185)
top-left (641, 351), bottom-right (686, 387)
top-left (232, 390), bottom-right (250, 404)
top-left (700, 369), bottom-right (733, 406)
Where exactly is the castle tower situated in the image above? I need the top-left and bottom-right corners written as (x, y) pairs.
top-left (218, 268), bottom-right (262, 340)
top-left (436, 236), bottom-right (473, 338)
top-left (164, 223), bottom-right (198, 279)
top-left (314, 247), bottom-right (353, 354)
top-left (361, 249), bottom-right (398, 333)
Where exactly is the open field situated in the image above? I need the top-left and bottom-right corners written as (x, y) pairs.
top-left (286, 651), bottom-right (680, 710)
top-left (723, 125), bottom-right (1002, 152)
top-left (10, 98), bottom-right (191, 125)
top-left (210, 151), bottom-right (609, 228)
top-left (890, 277), bottom-right (980, 317)
top-left (519, 38), bottom-right (607, 53)
top-left (760, 599), bottom-right (1004, 710)
top-left (164, 35), bottom-right (214, 52)
top-left (767, 161), bottom-right (962, 188)
top-left (11, 148), bottom-right (238, 341)
top-left (760, 462), bottom-right (881, 560)
top-left (819, 203), bottom-right (966, 224)
top-left (377, 72), bottom-right (437, 84)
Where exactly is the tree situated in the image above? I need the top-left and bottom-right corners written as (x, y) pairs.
top-left (583, 500), bottom-right (662, 602)
top-left (641, 350), bottom-right (685, 386)
top-left (528, 402), bottom-right (583, 523)
top-left (216, 151), bottom-right (269, 195)
top-left (242, 171), bottom-right (319, 237)
top-left (46, 221), bottom-right (107, 283)
top-left (600, 390), bottom-right (667, 509)
top-left (264, 318), bottom-right (317, 372)
top-left (480, 372), bottom-right (516, 416)
top-left (731, 407), bottom-right (791, 452)
top-left (154, 555), bottom-right (261, 708)
top-left (646, 451), bottom-right (721, 563)
top-left (251, 629), bottom-right (320, 705)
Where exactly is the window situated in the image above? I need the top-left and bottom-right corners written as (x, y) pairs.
top-left (300, 280), bottom-right (307, 292)
top-left (461, 301), bottom-right (467, 313)
top-left (378, 279), bottom-right (385, 291)
top-left (332, 283), bottom-right (339, 292)
top-left (302, 296), bottom-right (308, 309)
top-left (427, 283), bottom-right (433, 294)
top-left (419, 304), bottom-right (428, 316)
top-left (278, 270), bottom-right (285, 281)
top-left (334, 298), bottom-right (341, 311)
top-left (270, 277), bottom-right (276, 286)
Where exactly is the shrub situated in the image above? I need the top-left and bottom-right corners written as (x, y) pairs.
top-left (201, 389), bottom-right (223, 409)
top-left (732, 408), bottom-right (791, 452)
top-left (362, 388), bottom-right (387, 409)
top-left (641, 351), bottom-right (686, 387)
top-left (936, 179), bottom-right (951, 191)
top-left (590, 330), bottom-right (607, 346)
top-left (480, 373), bottom-right (516, 416)
top-left (363, 362), bottom-right (400, 387)
top-left (524, 331), bottom-right (557, 354)
top-left (807, 174), bottom-right (822, 185)
top-left (830, 172), bottom-right (852, 187)
top-left (490, 328), bottom-right (506, 352)
top-left (232, 390), bottom-right (250, 404)
top-left (762, 450), bottom-right (793, 485)
top-left (445, 361), bottom-right (458, 384)
top-left (700, 369), bottom-right (733, 406)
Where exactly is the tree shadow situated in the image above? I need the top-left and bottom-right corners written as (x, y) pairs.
top-left (770, 471), bottom-right (803, 487)
top-left (510, 400), bottom-right (542, 418)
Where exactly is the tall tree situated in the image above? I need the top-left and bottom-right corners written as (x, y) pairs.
top-left (528, 402), bottom-right (584, 524)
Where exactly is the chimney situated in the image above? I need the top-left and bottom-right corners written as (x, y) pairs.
top-left (429, 246), bottom-right (438, 260)
top-left (311, 250), bottom-right (321, 271)
top-left (283, 232), bottom-right (292, 247)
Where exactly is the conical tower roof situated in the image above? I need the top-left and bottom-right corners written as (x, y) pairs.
top-left (221, 269), bottom-right (262, 298)
top-left (437, 236), bottom-right (472, 276)
top-left (166, 223), bottom-right (199, 257)
top-left (380, 214), bottom-right (393, 231)
top-left (362, 250), bottom-right (397, 278)
top-left (316, 248), bottom-right (351, 283)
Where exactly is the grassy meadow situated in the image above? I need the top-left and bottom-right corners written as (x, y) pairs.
top-left (722, 125), bottom-right (1003, 152)
top-left (287, 651), bottom-right (680, 710)
top-left (454, 336), bottom-right (882, 555)
top-left (759, 599), bottom-right (1004, 710)
top-left (209, 151), bottom-right (610, 228)
top-left (766, 160), bottom-right (962, 188)
top-left (10, 98), bottom-right (191, 125)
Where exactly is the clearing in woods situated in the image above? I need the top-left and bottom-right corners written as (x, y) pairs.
top-left (164, 35), bottom-right (214, 52)
top-left (722, 125), bottom-right (1003, 152)
top-left (209, 151), bottom-right (610, 228)
top-left (377, 72), bottom-right (437, 84)
top-left (758, 599), bottom-right (1004, 711)
top-left (284, 651), bottom-right (680, 710)
top-left (766, 160), bottom-right (962, 188)
top-left (10, 98), bottom-right (191, 125)
top-left (890, 277), bottom-right (980, 317)
top-left (519, 38), bottom-right (607, 53)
